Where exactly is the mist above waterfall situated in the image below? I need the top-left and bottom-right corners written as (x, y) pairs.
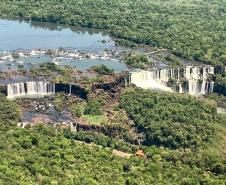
top-left (130, 66), bottom-right (215, 96)
top-left (130, 70), bottom-right (173, 92)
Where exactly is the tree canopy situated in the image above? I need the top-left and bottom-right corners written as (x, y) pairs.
top-left (120, 88), bottom-right (218, 149)
top-left (1, 0), bottom-right (226, 65)
top-left (0, 94), bottom-right (225, 184)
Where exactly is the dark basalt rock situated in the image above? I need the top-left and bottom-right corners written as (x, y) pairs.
top-left (213, 84), bottom-right (226, 96)
top-left (55, 83), bottom-right (88, 99)
top-left (0, 85), bottom-right (7, 96)
top-left (91, 73), bottom-right (128, 91)
top-left (214, 65), bottom-right (225, 74)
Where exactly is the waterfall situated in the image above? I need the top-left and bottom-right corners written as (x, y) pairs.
top-left (191, 67), bottom-right (200, 79)
top-left (208, 66), bottom-right (214, 74)
top-left (177, 68), bottom-right (180, 81)
top-left (7, 83), bottom-right (26, 98)
top-left (202, 67), bottom-right (207, 80)
top-left (125, 77), bottom-right (128, 86)
top-left (179, 83), bottom-right (183, 93)
top-left (209, 81), bottom-right (215, 93)
top-left (130, 70), bottom-right (172, 92)
top-left (26, 81), bottom-right (54, 95)
top-left (170, 68), bottom-right (174, 79)
top-left (53, 83), bottom-right (56, 94)
top-left (200, 81), bottom-right (207, 94)
top-left (188, 79), bottom-right (199, 95)
top-left (7, 81), bottom-right (55, 98)
top-left (184, 66), bottom-right (192, 79)
top-left (185, 67), bottom-right (200, 96)
top-left (130, 66), bottom-right (216, 96)
top-left (159, 69), bottom-right (169, 82)
top-left (69, 84), bottom-right (72, 95)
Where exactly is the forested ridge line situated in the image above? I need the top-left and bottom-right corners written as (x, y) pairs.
top-left (0, 93), bottom-right (226, 184)
top-left (1, 0), bottom-right (226, 66)
top-left (119, 88), bottom-right (218, 149)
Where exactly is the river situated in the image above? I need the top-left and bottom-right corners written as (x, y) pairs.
top-left (0, 19), bottom-right (115, 51)
top-left (0, 19), bottom-right (127, 72)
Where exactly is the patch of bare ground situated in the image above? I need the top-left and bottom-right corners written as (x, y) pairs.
top-left (75, 140), bottom-right (133, 158)
top-left (112, 150), bottom-right (133, 158)
top-left (222, 135), bottom-right (226, 155)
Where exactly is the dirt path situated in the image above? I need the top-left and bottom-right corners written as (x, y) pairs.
top-left (75, 140), bottom-right (133, 158)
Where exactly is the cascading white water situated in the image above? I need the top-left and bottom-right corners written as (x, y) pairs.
top-left (208, 66), bottom-right (214, 74)
top-left (177, 68), bottom-right (180, 81)
top-left (159, 69), bottom-right (169, 82)
top-left (209, 81), bottom-right (215, 93)
top-left (179, 83), bottom-right (183, 93)
top-left (7, 81), bottom-right (55, 98)
top-left (181, 66), bottom-right (215, 95)
top-left (200, 80), bottom-right (207, 95)
top-left (7, 83), bottom-right (26, 98)
top-left (184, 66), bottom-right (192, 79)
top-left (198, 67), bottom-right (216, 95)
top-left (26, 81), bottom-right (54, 95)
top-left (130, 69), bottom-right (172, 92)
top-left (185, 66), bottom-right (201, 95)
top-left (130, 66), bottom-right (215, 96)
top-left (170, 68), bottom-right (174, 79)
top-left (202, 67), bottom-right (207, 80)
top-left (188, 79), bottom-right (199, 95)
top-left (69, 84), bottom-right (72, 95)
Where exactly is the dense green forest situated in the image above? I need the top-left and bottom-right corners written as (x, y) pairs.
top-left (120, 89), bottom-right (217, 148)
top-left (124, 53), bottom-right (152, 69)
top-left (1, 0), bottom-right (226, 65)
top-left (214, 71), bottom-right (226, 87)
top-left (0, 0), bottom-right (226, 183)
top-left (0, 90), bottom-right (226, 184)
top-left (91, 64), bottom-right (114, 75)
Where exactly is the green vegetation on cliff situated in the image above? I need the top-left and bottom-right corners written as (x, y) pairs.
top-left (0, 94), bottom-right (21, 127)
top-left (124, 53), bottom-right (152, 69)
top-left (120, 88), bottom-right (218, 149)
top-left (91, 64), bottom-right (114, 75)
top-left (1, 0), bottom-right (226, 65)
top-left (214, 72), bottom-right (226, 87)
top-left (0, 93), bottom-right (226, 184)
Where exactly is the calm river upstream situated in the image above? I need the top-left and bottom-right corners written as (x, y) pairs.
top-left (0, 19), bottom-right (127, 72)
top-left (0, 19), bottom-right (115, 51)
